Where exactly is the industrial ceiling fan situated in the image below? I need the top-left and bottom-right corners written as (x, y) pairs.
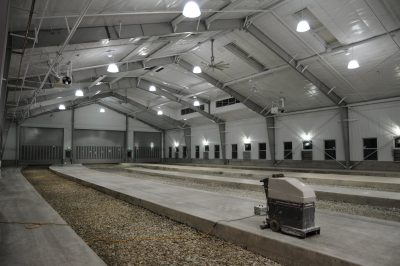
top-left (201, 39), bottom-right (230, 71)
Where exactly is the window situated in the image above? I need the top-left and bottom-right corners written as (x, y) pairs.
top-left (324, 140), bottom-right (336, 160)
top-left (216, 97), bottom-right (240, 108)
top-left (284, 142), bottom-right (292, 160)
top-left (183, 146), bottom-right (187, 158)
top-left (205, 145), bottom-right (209, 152)
top-left (175, 147), bottom-right (179, 159)
top-left (259, 143), bottom-right (267, 159)
top-left (195, 145), bottom-right (200, 159)
top-left (214, 145), bottom-right (220, 159)
top-left (245, 143), bottom-right (251, 151)
top-left (181, 105), bottom-right (205, 115)
top-left (232, 144), bottom-right (238, 159)
top-left (168, 147), bottom-right (172, 158)
top-left (302, 141), bottom-right (313, 150)
top-left (395, 137), bottom-right (400, 148)
top-left (363, 138), bottom-right (377, 160)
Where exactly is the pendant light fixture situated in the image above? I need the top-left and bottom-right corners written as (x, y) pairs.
top-left (296, 20), bottom-right (310, 32)
top-left (157, 110), bottom-right (163, 115)
top-left (75, 89), bottom-right (84, 97)
top-left (347, 59), bottom-right (360, 69)
top-left (347, 47), bottom-right (360, 69)
top-left (193, 100), bottom-right (200, 106)
top-left (183, 1), bottom-right (201, 18)
top-left (107, 63), bottom-right (119, 73)
top-left (58, 104), bottom-right (66, 110)
top-left (99, 108), bottom-right (105, 113)
top-left (192, 65), bottom-right (202, 74)
top-left (149, 85), bottom-right (157, 92)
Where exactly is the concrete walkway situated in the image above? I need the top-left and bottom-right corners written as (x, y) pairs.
top-left (123, 166), bottom-right (400, 208)
top-left (0, 167), bottom-right (105, 266)
top-left (51, 165), bottom-right (400, 266)
top-left (126, 163), bottom-right (400, 191)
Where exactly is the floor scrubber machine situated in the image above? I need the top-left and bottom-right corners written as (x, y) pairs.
top-left (260, 174), bottom-right (320, 238)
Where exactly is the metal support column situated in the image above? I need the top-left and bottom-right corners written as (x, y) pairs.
top-left (125, 115), bottom-right (128, 162)
top-left (184, 127), bottom-right (191, 159)
top-left (71, 107), bottom-right (75, 163)
top-left (339, 107), bottom-right (351, 168)
top-left (218, 123), bottom-right (226, 160)
top-left (266, 116), bottom-right (276, 164)
top-left (15, 123), bottom-right (19, 166)
top-left (162, 130), bottom-right (166, 162)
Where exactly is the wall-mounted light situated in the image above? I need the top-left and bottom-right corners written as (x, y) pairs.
top-left (301, 133), bottom-right (312, 141)
top-left (243, 136), bottom-right (251, 144)
top-left (107, 63), bottom-right (119, 73)
top-left (150, 142), bottom-right (154, 149)
top-left (182, 1), bottom-right (201, 18)
top-left (202, 139), bottom-right (209, 146)
top-left (157, 110), bottom-right (163, 115)
top-left (58, 104), bottom-right (66, 110)
top-left (192, 65), bottom-right (202, 74)
top-left (174, 141), bottom-right (179, 147)
top-left (394, 126), bottom-right (400, 136)
top-left (75, 89), bottom-right (84, 97)
top-left (149, 85), bottom-right (157, 92)
top-left (99, 108), bottom-right (105, 113)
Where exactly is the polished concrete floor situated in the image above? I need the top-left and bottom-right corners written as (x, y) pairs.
top-left (0, 167), bottom-right (105, 266)
top-left (51, 164), bottom-right (400, 266)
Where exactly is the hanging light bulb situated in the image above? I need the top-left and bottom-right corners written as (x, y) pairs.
top-left (157, 110), bottom-right (163, 115)
top-left (75, 89), bottom-right (84, 97)
top-left (193, 100), bottom-right (200, 106)
top-left (182, 1), bottom-right (201, 18)
top-left (149, 85), bottom-right (157, 92)
top-left (192, 65), bottom-right (202, 74)
top-left (347, 59), bottom-right (360, 69)
top-left (107, 63), bottom-right (119, 73)
top-left (58, 104), bottom-right (66, 110)
top-left (99, 108), bottom-right (105, 113)
top-left (296, 20), bottom-right (310, 32)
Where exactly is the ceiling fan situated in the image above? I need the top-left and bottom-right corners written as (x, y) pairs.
top-left (201, 39), bottom-right (230, 71)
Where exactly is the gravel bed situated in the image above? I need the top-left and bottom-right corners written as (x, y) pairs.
top-left (88, 166), bottom-right (400, 223)
top-left (23, 167), bottom-right (280, 266)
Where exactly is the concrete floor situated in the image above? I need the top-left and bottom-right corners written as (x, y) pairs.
top-left (122, 166), bottom-right (400, 208)
top-left (51, 164), bottom-right (400, 266)
top-left (0, 167), bottom-right (105, 266)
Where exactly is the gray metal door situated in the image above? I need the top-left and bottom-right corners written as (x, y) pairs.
top-left (73, 129), bottom-right (125, 163)
top-left (134, 131), bottom-right (162, 162)
top-left (20, 127), bottom-right (64, 164)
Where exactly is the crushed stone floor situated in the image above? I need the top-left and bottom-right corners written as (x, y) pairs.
top-left (22, 167), bottom-right (280, 266)
top-left (88, 165), bottom-right (400, 223)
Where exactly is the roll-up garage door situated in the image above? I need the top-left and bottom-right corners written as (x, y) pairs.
top-left (20, 127), bottom-right (64, 164)
top-left (134, 131), bottom-right (162, 162)
top-left (73, 129), bottom-right (124, 163)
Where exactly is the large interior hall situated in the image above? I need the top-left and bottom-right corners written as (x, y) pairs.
top-left (1, 0), bottom-right (400, 265)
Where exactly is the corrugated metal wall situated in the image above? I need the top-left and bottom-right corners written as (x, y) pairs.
top-left (19, 127), bottom-right (64, 164)
top-left (73, 129), bottom-right (125, 163)
top-left (134, 131), bottom-right (162, 162)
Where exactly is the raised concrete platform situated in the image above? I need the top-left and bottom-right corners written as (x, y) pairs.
top-left (51, 165), bottom-right (400, 266)
top-left (174, 162), bottom-right (400, 177)
top-left (0, 167), bottom-right (105, 266)
top-left (122, 166), bottom-right (400, 208)
top-left (124, 163), bottom-right (400, 192)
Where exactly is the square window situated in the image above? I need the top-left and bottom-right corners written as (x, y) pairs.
top-left (395, 137), bottom-right (400, 148)
top-left (303, 141), bottom-right (313, 150)
top-left (284, 141), bottom-right (292, 150)
top-left (245, 144), bottom-right (251, 151)
top-left (205, 145), bottom-right (209, 152)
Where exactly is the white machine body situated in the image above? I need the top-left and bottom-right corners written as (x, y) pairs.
top-left (268, 177), bottom-right (316, 203)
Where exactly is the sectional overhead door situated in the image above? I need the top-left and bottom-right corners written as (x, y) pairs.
top-left (73, 129), bottom-right (124, 163)
top-left (134, 131), bottom-right (162, 162)
top-left (20, 127), bottom-right (64, 164)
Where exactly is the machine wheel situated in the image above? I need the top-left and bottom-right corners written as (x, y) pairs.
top-left (270, 219), bottom-right (280, 232)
